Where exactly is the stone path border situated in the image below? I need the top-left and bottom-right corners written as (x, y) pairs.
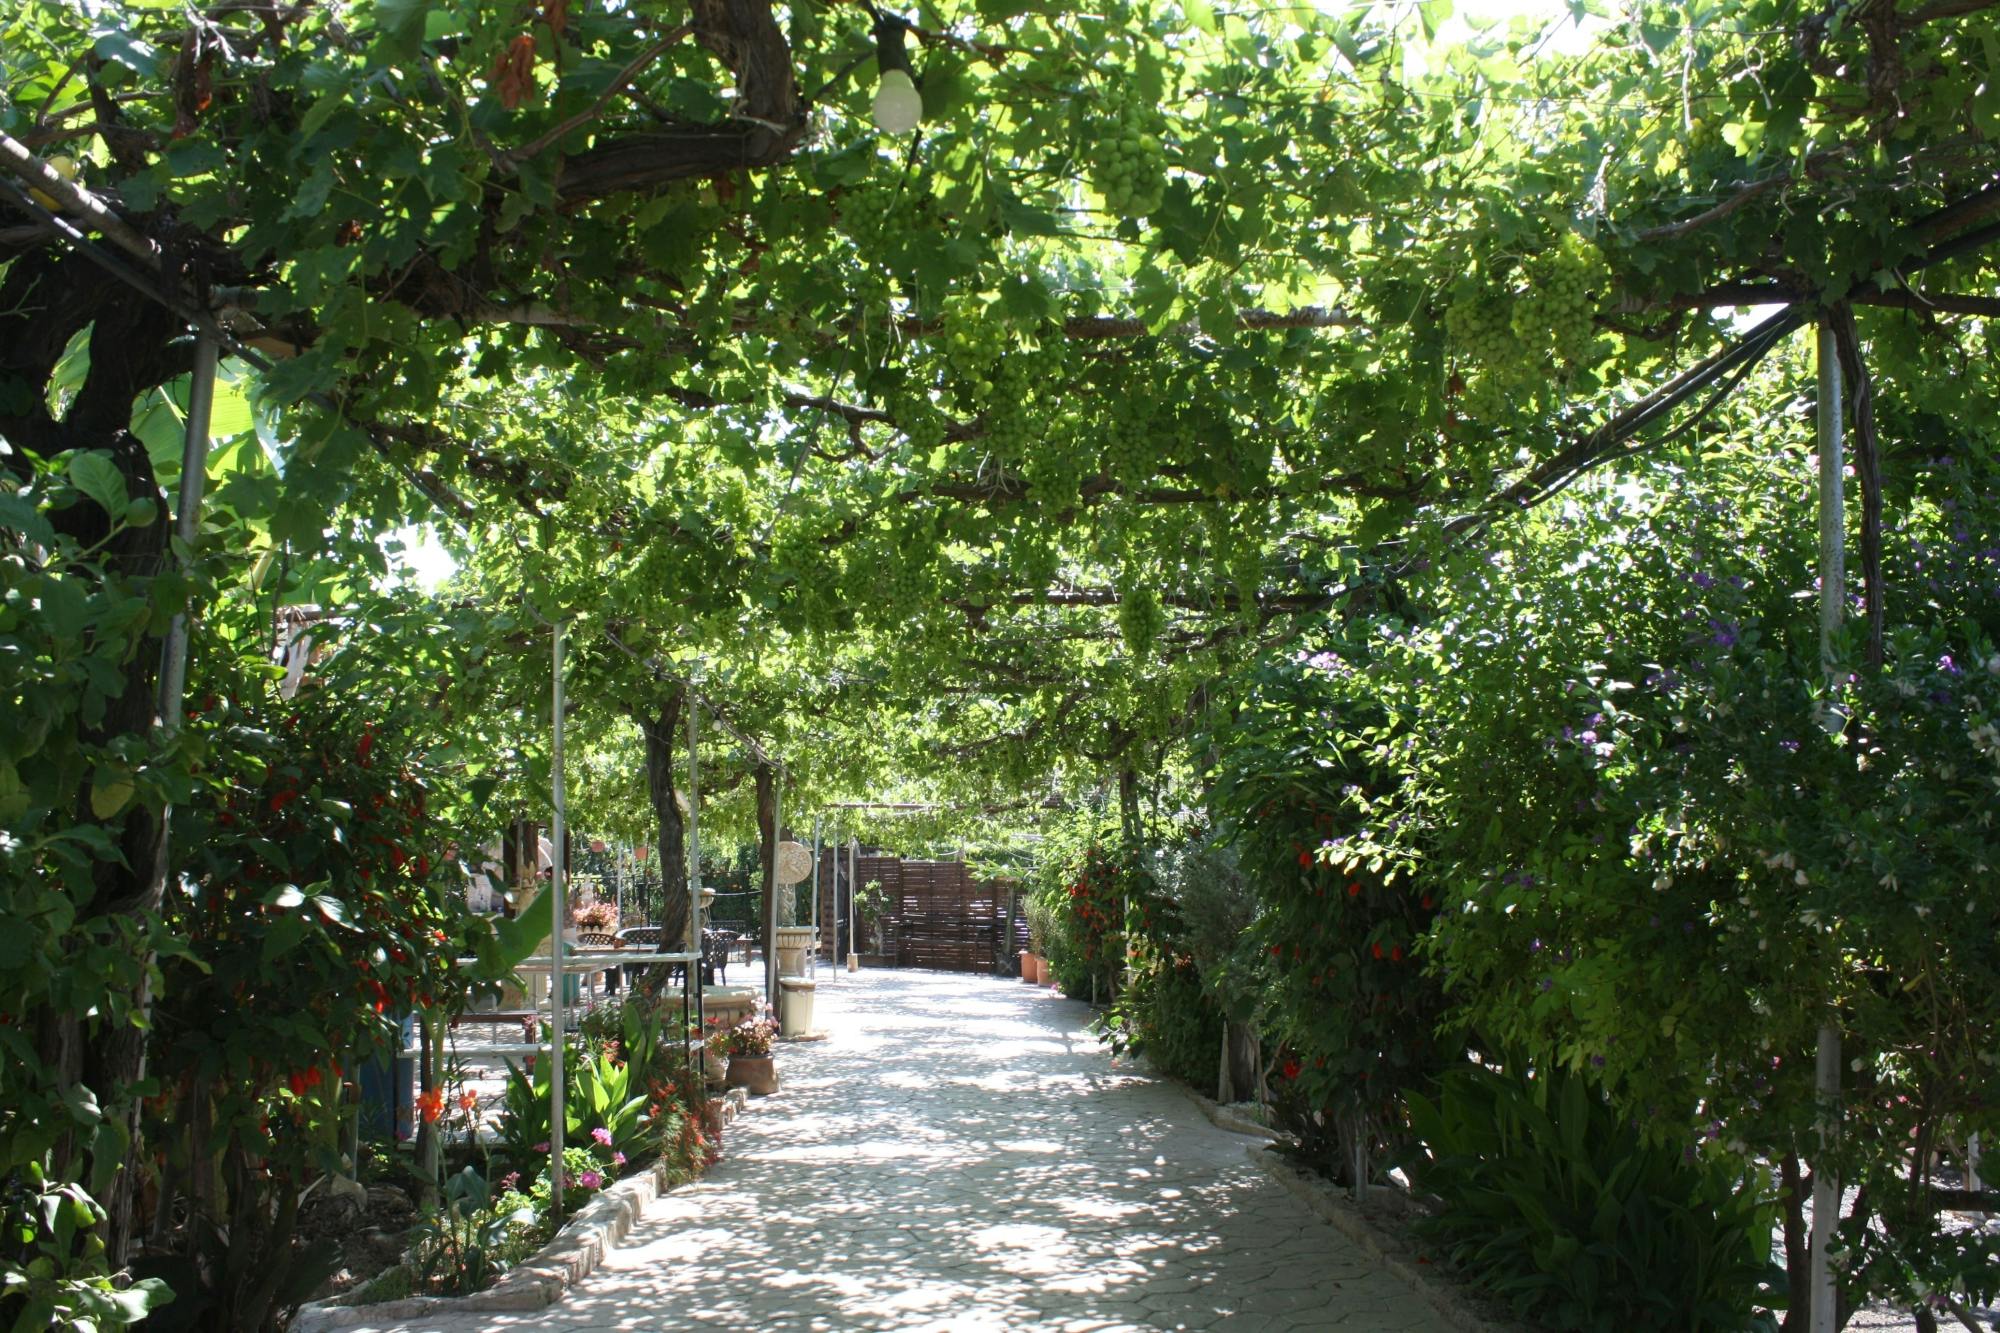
top-left (1247, 1144), bottom-right (1516, 1333)
top-left (291, 1087), bottom-right (753, 1332)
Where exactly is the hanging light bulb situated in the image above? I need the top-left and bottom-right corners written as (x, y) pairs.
top-left (871, 14), bottom-right (923, 134)
top-left (873, 67), bottom-right (924, 134)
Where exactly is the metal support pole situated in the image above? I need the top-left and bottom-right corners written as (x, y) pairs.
top-left (686, 705), bottom-right (704, 1060)
top-left (765, 769), bottom-right (784, 1014)
top-left (156, 333), bottom-right (219, 728)
top-left (1809, 321), bottom-right (1844, 1333)
top-left (136, 333), bottom-right (218, 1147)
top-left (687, 705), bottom-right (702, 952)
top-left (810, 814), bottom-right (823, 973)
top-left (847, 836), bottom-right (860, 972)
top-left (549, 620), bottom-right (568, 1216)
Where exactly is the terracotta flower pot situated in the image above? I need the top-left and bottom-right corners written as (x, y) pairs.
top-left (726, 1054), bottom-right (778, 1096)
top-left (1019, 950), bottom-right (1037, 983)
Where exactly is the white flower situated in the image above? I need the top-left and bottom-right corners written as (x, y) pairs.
top-left (1653, 873), bottom-right (1673, 891)
top-left (1878, 872), bottom-right (1899, 892)
top-left (1987, 653), bottom-right (2000, 675)
top-left (1914, 904), bottom-right (1931, 919)
top-left (1794, 870), bottom-right (1809, 886)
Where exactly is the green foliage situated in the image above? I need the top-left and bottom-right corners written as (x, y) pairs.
top-left (1403, 1062), bottom-right (1784, 1331)
top-left (408, 1166), bottom-right (541, 1298)
top-left (1099, 943), bottom-right (1221, 1095)
top-left (1203, 643), bottom-right (1455, 1173)
top-left (0, 1163), bottom-right (174, 1330)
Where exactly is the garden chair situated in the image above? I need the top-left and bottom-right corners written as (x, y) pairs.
top-left (577, 931), bottom-right (619, 996)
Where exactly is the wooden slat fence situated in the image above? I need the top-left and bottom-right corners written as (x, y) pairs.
top-left (811, 847), bottom-right (1017, 974)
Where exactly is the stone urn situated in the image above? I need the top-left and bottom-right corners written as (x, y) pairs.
top-left (774, 925), bottom-right (816, 978)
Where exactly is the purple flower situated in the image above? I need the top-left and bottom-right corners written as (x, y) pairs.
top-left (1779, 740), bottom-right (1800, 753)
top-left (1940, 654), bottom-right (1962, 676)
top-left (1689, 571), bottom-right (1716, 589)
top-left (1590, 1055), bottom-right (1606, 1068)
top-left (613, 1151), bottom-right (628, 1167)
top-left (1530, 938), bottom-right (1544, 953)
top-left (591, 1126), bottom-right (614, 1148)
top-left (1709, 619), bottom-right (1738, 648)
top-left (1539, 978), bottom-right (1555, 992)
top-left (499, 1172), bottom-right (520, 1192)
top-left (1578, 730), bottom-right (1598, 745)
top-left (533, 1141), bottom-right (549, 1154)
top-left (577, 1170), bottom-right (604, 1190)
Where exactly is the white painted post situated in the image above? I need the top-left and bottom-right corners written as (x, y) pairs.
top-left (809, 814), bottom-right (823, 975)
top-left (847, 836), bottom-right (860, 972)
top-left (766, 768), bottom-right (785, 1014)
top-left (687, 704), bottom-right (701, 951)
top-left (549, 620), bottom-right (568, 1215)
top-left (156, 333), bottom-right (217, 729)
top-left (1809, 321), bottom-right (1844, 1333)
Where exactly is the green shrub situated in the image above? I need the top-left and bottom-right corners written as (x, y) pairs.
top-left (1100, 945), bottom-right (1223, 1093)
top-left (1403, 1061), bottom-right (1785, 1331)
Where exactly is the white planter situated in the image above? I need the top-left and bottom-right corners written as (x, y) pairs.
top-left (774, 925), bottom-right (817, 978)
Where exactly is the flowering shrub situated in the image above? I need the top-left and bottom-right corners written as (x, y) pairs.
top-left (134, 665), bottom-right (506, 1327)
top-left (1201, 642), bottom-right (1456, 1181)
top-left (1344, 445), bottom-right (2000, 1314)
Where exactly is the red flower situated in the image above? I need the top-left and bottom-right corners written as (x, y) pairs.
top-left (1297, 851), bottom-right (1312, 867)
top-left (1281, 1059), bottom-right (1302, 1081)
top-left (1420, 895), bottom-right (1434, 910)
top-left (1269, 944), bottom-right (1283, 958)
top-left (1371, 942), bottom-right (1384, 959)
top-left (417, 1087), bottom-right (444, 1124)
top-left (1347, 882), bottom-right (1361, 897)
top-left (1390, 946), bottom-right (1403, 962)
top-left (356, 727), bottom-right (376, 765)
top-left (288, 1071), bottom-right (308, 1097)
top-left (269, 789), bottom-right (297, 813)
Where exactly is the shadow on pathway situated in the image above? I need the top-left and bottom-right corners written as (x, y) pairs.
top-left (360, 965), bottom-right (1450, 1333)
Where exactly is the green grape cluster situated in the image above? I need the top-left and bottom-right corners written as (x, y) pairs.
top-left (1022, 431), bottom-right (1085, 510)
top-left (869, 549), bottom-right (932, 619)
top-left (1444, 279), bottom-right (1520, 378)
top-left (894, 394), bottom-right (947, 452)
top-left (1091, 88), bottom-right (1168, 218)
top-left (941, 301), bottom-right (1008, 405)
top-left (1510, 233), bottom-right (1610, 368)
top-left (1101, 394), bottom-right (1154, 486)
top-left (1445, 232), bottom-right (1611, 420)
top-left (1116, 575), bottom-right (1167, 659)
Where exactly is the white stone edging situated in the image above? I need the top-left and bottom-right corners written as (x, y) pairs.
top-left (292, 1087), bottom-right (752, 1332)
top-left (1181, 1087), bottom-right (1280, 1141)
top-left (1246, 1143), bottom-right (1516, 1333)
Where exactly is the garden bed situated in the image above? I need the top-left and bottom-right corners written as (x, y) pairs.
top-left (291, 1089), bottom-right (749, 1332)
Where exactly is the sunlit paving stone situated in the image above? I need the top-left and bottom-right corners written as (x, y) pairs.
top-left (352, 964), bottom-right (1452, 1333)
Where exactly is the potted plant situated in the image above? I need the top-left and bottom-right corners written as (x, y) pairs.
top-left (721, 1014), bottom-right (779, 1096)
top-left (573, 899), bottom-right (618, 934)
top-left (1023, 893), bottom-right (1056, 987)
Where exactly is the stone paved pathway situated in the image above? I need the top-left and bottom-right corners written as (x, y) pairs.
top-left (362, 966), bottom-right (1452, 1332)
